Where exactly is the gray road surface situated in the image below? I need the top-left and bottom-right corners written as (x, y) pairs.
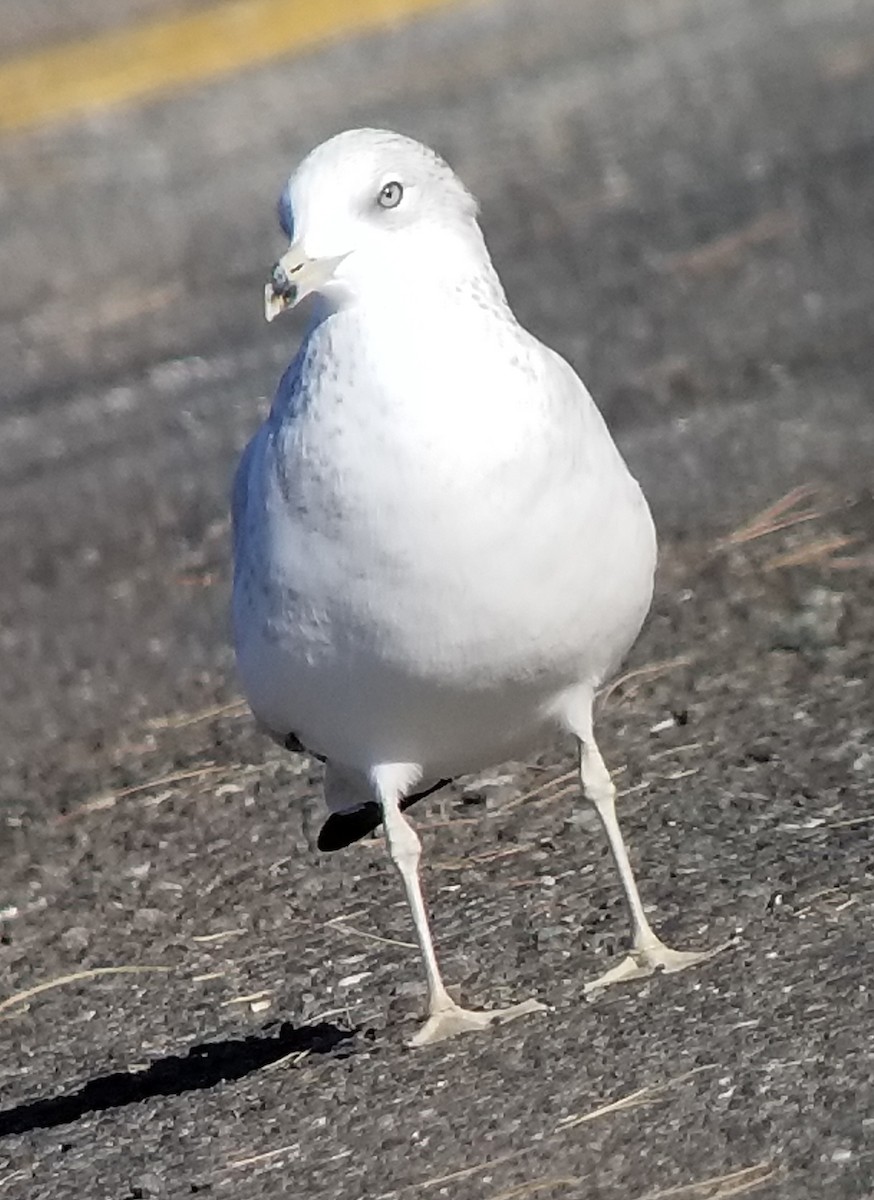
top-left (1, 2), bottom-right (873, 1198)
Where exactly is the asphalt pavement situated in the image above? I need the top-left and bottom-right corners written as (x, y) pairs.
top-left (1, 1), bottom-right (873, 1197)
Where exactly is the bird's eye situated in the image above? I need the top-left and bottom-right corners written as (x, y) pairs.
top-left (377, 181), bottom-right (404, 209)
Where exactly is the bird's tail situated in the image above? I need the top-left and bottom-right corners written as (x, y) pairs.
top-left (318, 763), bottom-right (451, 852)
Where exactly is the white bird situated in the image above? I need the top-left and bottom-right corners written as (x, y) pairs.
top-left (232, 128), bottom-right (711, 1047)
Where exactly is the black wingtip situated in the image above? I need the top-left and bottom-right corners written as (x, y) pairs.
top-left (316, 778), bottom-right (453, 853)
top-left (284, 732), bottom-right (326, 763)
top-left (317, 802), bottom-right (382, 852)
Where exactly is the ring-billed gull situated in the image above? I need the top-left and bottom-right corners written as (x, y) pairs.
top-left (232, 128), bottom-right (712, 1047)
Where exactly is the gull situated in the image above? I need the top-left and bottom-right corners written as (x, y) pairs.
top-left (232, 128), bottom-right (712, 1047)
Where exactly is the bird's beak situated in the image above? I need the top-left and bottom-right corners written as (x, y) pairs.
top-left (264, 244), bottom-right (347, 321)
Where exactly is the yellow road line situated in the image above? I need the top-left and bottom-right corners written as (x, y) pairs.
top-left (0, 0), bottom-right (464, 135)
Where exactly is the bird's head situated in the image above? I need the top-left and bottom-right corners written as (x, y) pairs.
top-left (264, 128), bottom-right (483, 320)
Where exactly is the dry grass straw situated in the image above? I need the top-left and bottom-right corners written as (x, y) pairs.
top-left (598, 655), bottom-right (694, 706)
top-left (326, 915), bottom-right (417, 951)
top-left (262, 1048), bottom-right (311, 1073)
top-left (0, 965), bottom-right (172, 1016)
top-left (221, 989), bottom-right (274, 1007)
top-left (486, 1178), bottom-right (581, 1200)
top-left (412, 1151), bottom-right (520, 1192)
top-left (822, 813), bottom-right (874, 830)
top-left (664, 210), bottom-right (796, 276)
top-left (57, 763), bottom-right (229, 821)
top-left (556, 1065), bottom-right (716, 1131)
top-left (496, 773), bottom-right (578, 816)
top-left (633, 1160), bottom-right (781, 1199)
top-left (715, 483), bottom-right (830, 550)
top-left (191, 928), bottom-right (246, 943)
top-left (0, 1171), bottom-right (28, 1194)
top-left (228, 1144), bottom-right (300, 1169)
top-left (763, 533), bottom-right (860, 571)
top-left (431, 844), bottom-right (531, 871)
top-left (649, 741), bottom-right (703, 762)
top-left (146, 698), bottom-right (247, 731)
top-left (713, 482), bottom-right (872, 572)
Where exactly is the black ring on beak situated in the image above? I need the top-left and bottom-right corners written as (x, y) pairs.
top-left (270, 261), bottom-right (299, 301)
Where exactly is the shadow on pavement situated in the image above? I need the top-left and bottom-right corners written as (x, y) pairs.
top-left (0, 1021), bottom-right (356, 1137)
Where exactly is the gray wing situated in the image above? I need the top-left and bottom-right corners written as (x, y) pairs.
top-left (232, 342), bottom-right (311, 563)
top-left (230, 428), bottom-right (264, 566)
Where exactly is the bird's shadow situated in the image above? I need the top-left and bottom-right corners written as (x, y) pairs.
top-left (0, 1021), bottom-right (356, 1138)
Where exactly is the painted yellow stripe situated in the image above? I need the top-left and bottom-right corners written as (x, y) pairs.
top-left (0, 0), bottom-right (464, 135)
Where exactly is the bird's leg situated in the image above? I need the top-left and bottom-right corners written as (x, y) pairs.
top-left (379, 788), bottom-right (545, 1046)
top-left (578, 736), bottom-right (718, 996)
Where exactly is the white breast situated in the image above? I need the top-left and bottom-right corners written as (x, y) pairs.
top-left (232, 302), bottom-right (655, 776)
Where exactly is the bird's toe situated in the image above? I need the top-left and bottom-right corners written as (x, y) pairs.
top-left (584, 937), bottom-right (730, 998)
top-left (408, 996), bottom-right (546, 1048)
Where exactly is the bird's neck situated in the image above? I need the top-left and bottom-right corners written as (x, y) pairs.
top-left (323, 223), bottom-right (514, 323)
